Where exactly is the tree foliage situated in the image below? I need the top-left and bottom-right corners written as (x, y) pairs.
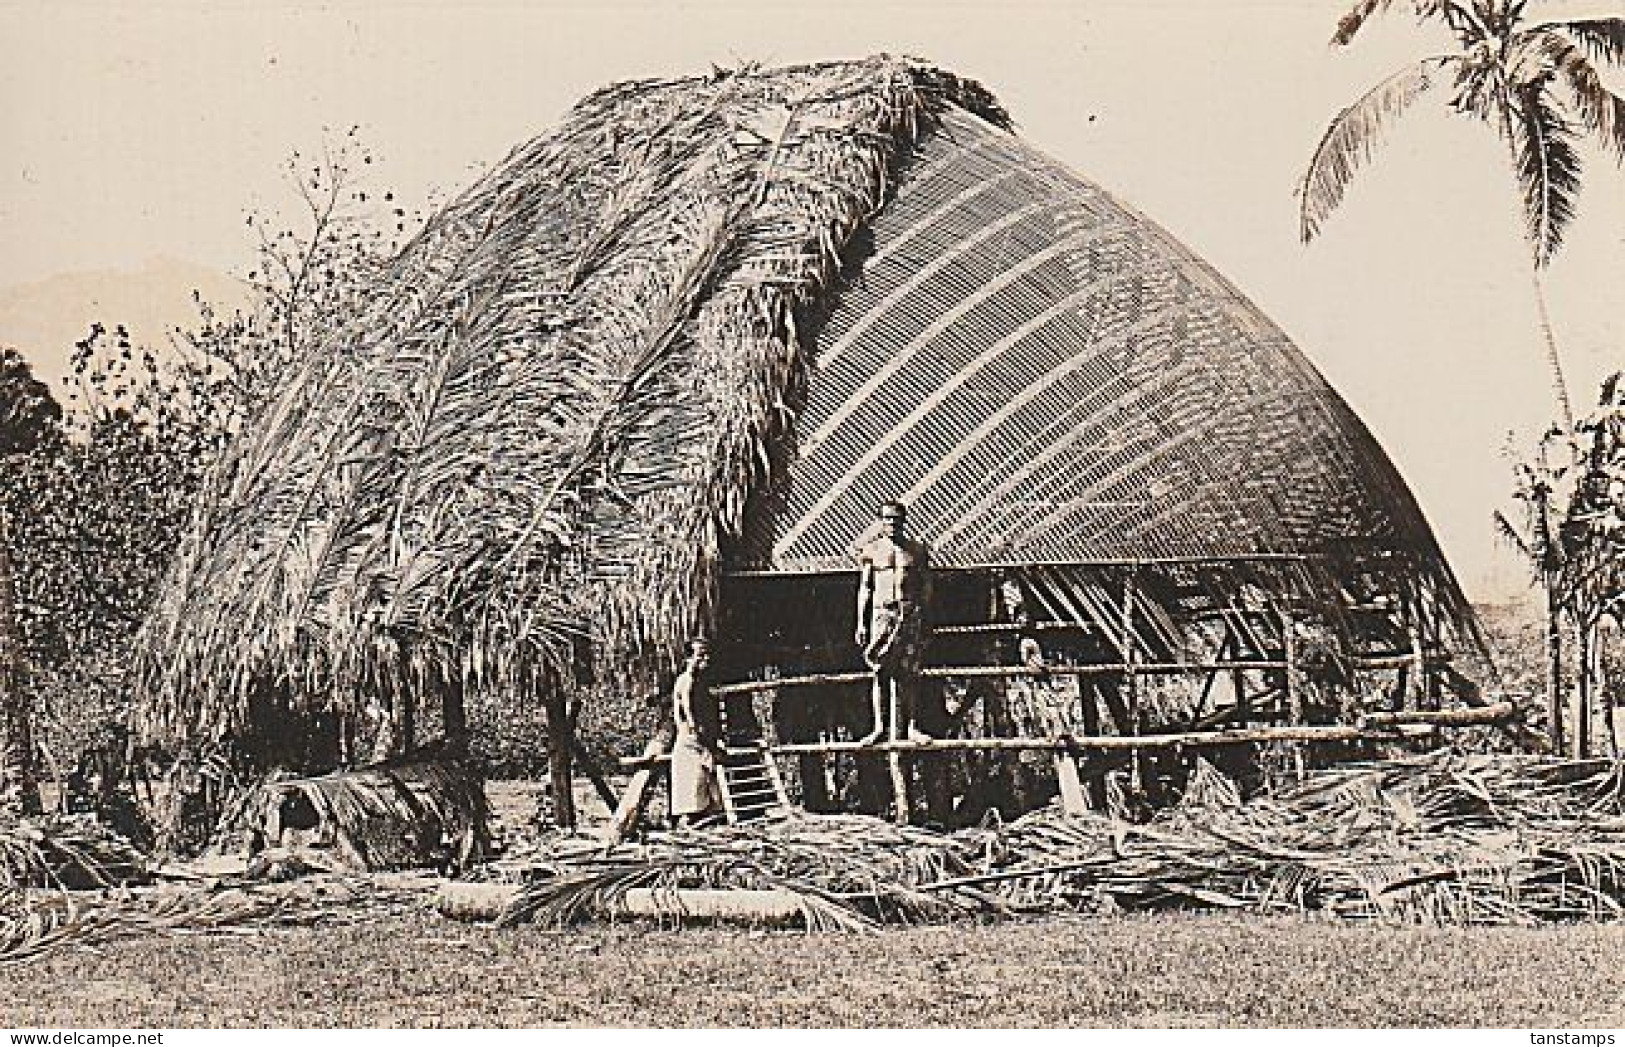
top-left (0, 130), bottom-right (415, 777)
top-left (1495, 373), bottom-right (1625, 753)
top-left (1303, 0), bottom-right (1625, 267)
top-left (0, 349), bottom-right (63, 455)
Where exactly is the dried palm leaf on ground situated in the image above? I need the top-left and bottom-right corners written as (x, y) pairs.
top-left (498, 752), bottom-right (1625, 930)
top-left (1, 814), bottom-right (149, 890)
top-left (218, 751), bottom-right (490, 872)
top-left (0, 872), bottom-right (433, 967)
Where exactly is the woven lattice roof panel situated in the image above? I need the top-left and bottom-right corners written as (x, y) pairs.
top-left (750, 108), bottom-right (1441, 572)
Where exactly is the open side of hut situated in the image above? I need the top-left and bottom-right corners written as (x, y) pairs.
top-left (131, 56), bottom-right (1485, 830)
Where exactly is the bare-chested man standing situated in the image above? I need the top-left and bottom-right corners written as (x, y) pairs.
top-left (854, 500), bottom-right (933, 744)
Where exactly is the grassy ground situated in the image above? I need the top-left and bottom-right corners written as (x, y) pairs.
top-left (2, 911), bottom-right (1621, 1028)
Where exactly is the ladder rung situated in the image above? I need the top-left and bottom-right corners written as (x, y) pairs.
top-left (728, 785), bottom-right (780, 800)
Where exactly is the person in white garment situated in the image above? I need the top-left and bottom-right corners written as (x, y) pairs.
top-left (669, 638), bottom-right (723, 827)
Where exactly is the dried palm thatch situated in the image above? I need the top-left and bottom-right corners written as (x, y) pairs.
top-left (221, 750), bottom-right (490, 872)
top-left (499, 752), bottom-right (1625, 930)
top-left (131, 56), bottom-right (1012, 750)
top-left (0, 871), bottom-right (429, 968)
top-left (3, 806), bottom-right (435, 967)
top-left (1, 815), bottom-right (149, 891)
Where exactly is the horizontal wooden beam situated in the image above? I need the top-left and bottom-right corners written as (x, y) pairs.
top-left (1358, 703), bottom-right (1515, 728)
top-left (711, 660), bottom-right (1289, 696)
top-left (619, 703), bottom-right (1519, 765)
top-left (1352, 651), bottom-right (1453, 670)
top-left (931, 621), bottom-right (1094, 636)
top-left (722, 553), bottom-right (1315, 579)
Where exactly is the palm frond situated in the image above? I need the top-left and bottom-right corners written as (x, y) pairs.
top-left (1532, 30), bottom-right (1625, 160)
top-left (1492, 508), bottom-right (1536, 569)
top-left (1547, 18), bottom-right (1625, 66)
top-left (1299, 57), bottom-right (1452, 242)
top-left (1332, 0), bottom-right (1433, 45)
top-left (1505, 79), bottom-right (1583, 267)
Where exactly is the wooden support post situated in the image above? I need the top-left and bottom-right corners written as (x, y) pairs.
top-left (603, 722), bottom-right (674, 847)
top-left (1122, 569), bottom-right (1142, 795)
top-left (568, 734), bottom-right (621, 815)
top-left (1575, 617), bottom-right (1593, 759)
top-left (1054, 745), bottom-right (1088, 815)
top-left (887, 681), bottom-right (910, 825)
top-left (542, 687), bottom-right (577, 829)
top-left (1282, 607), bottom-right (1305, 781)
top-left (1420, 580), bottom-right (1444, 712)
top-left (1194, 633), bottom-right (1226, 719)
top-left (1075, 676), bottom-right (1105, 809)
top-left (1095, 676), bottom-right (1134, 736)
top-left (1406, 620), bottom-right (1426, 714)
top-left (1225, 617), bottom-right (1251, 731)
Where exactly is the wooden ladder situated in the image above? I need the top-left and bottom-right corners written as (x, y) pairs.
top-left (717, 745), bottom-right (791, 824)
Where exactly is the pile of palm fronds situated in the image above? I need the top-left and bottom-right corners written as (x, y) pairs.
top-left (2, 814), bottom-right (150, 891)
top-left (1, 872), bottom-right (431, 967)
top-left (2, 809), bottom-right (435, 966)
top-left (499, 752), bottom-right (1625, 930)
top-left (500, 815), bottom-right (993, 931)
top-left (219, 751), bottom-right (490, 873)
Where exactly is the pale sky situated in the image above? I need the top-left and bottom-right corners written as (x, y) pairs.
top-left (2, 0), bottom-right (1623, 602)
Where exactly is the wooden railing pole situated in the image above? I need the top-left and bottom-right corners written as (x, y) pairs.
top-left (615, 702), bottom-right (1522, 768)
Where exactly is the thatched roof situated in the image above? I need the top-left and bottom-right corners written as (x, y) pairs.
top-left (131, 55), bottom-right (1463, 748)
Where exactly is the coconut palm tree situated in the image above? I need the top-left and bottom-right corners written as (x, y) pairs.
top-left (1300, 0), bottom-right (1625, 750)
top-left (1299, 0), bottom-right (1625, 431)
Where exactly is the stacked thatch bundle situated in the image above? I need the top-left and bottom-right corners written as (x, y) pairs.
top-left (132, 57), bottom-right (1010, 755)
top-left (498, 752), bottom-right (1625, 929)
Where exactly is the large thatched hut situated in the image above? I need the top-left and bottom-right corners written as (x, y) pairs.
top-left (133, 56), bottom-right (1478, 824)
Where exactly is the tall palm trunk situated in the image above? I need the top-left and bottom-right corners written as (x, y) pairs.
top-left (1530, 456), bottom-right (1566, 754)
top-left (543, 687), bottom-right (576, 829)
top-left (1545, 568), bottom-right (1565, 754)
top-left (1531, 270), bottom-right (1577, 439)
top-left (1573, 616), bottom-right (1593, 758)
top-left (0, 510), bottom-right (41, 817)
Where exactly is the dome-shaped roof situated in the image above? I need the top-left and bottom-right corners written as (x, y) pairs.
top-left (753, 107), bottom-right (1441, 573)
